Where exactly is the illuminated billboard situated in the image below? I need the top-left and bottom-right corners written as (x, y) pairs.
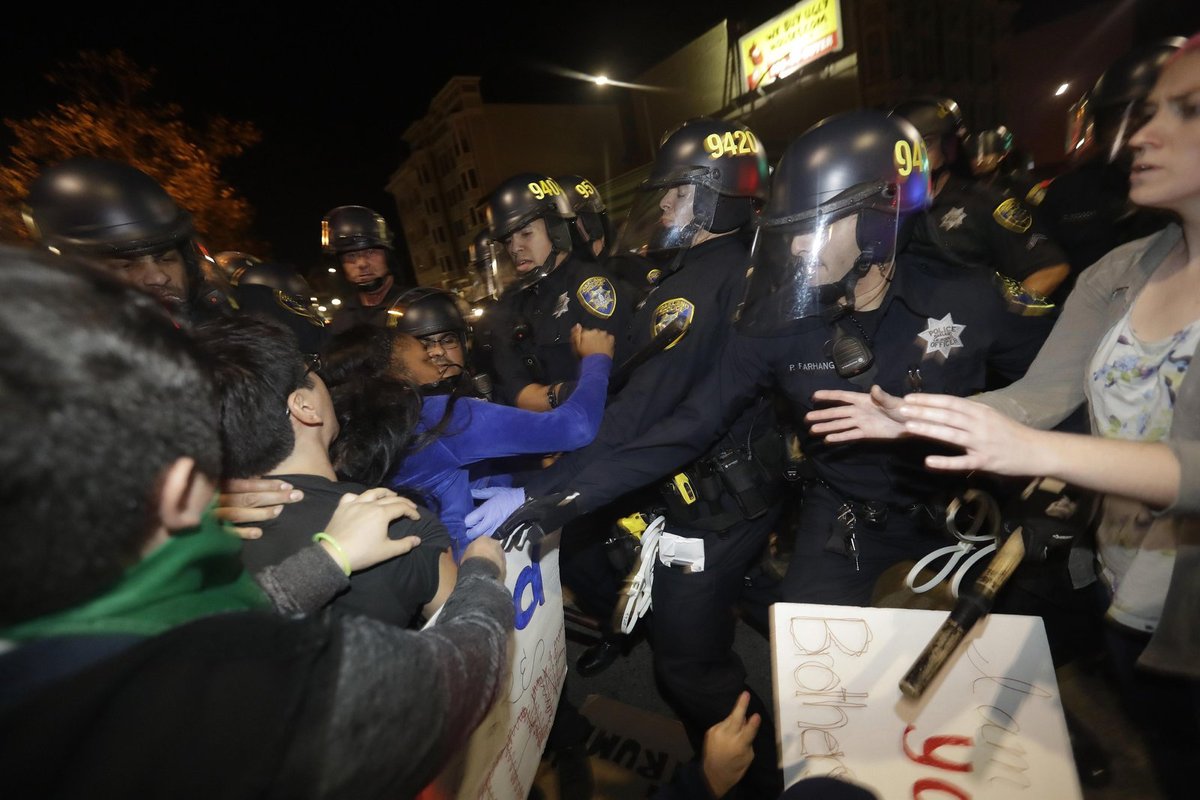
top-left (737, 0), bottom-right (844, 93)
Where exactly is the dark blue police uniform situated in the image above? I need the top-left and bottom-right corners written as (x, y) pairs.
top-left (524, 233), bottom-right (785, 799)
top-left (1034, 159), bottom-right (1173, 304)
top-left (550, 253), bottom-right (1055, 607)
top-left (909, 174), bottom-right (1067, 285)
top-left (489, 252), bottom-right (630, 406)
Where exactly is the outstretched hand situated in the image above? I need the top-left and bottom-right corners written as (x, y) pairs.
top-left (897, 393), bottom-right (1047, 475)
top-left (492, 491), bottom-right (583, 552)
top-left (806, 385), bottom-right (909, 443)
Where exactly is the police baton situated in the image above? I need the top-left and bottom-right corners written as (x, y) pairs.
top-left (609, 315), bottom-right (688, 390)
top-left (899, 528), bottom-right (1026, 699)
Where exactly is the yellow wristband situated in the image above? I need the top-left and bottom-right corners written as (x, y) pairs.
top-left (313, 532), bottom-right (351, 576)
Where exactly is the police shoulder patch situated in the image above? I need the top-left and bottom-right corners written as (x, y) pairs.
top-left (276, 291), bottom-right (326, 328)
top-left (577, 276), bottom-right (616, 319)
top-left (992, 197), bottom-right (1033, 233)
top-left (646, 268), bottom-right (663, 285)
top-left (652, 297), bottom-right (695, 350)
top-left (993, 273), bottom-right (1055, 317)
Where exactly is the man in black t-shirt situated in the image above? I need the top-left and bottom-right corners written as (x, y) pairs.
top-left (195, 315), bottom-right (453, 627)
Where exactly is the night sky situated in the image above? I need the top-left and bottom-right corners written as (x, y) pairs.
top-left (0, 1), bottom-right (1184, 274)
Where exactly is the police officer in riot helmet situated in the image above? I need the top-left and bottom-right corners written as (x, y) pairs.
top-left (322, 204), bottom-right (409, 334)
top-left (22, 157), bottom-right (230, 320)
top-left (486, 171), bottom-right (631, 410)
top-left (615, 119), bottom-right (763, 276)
top-left (891, 96), bottom-right (1071, 300)
top-left (226, 257), bottom-right (330, 357)
top-left (557, 174), bottom-right (612, 259)
top-left (965, 125), bottom-right (1038, 201)
top-left (1037, 36), bottom-right (1185, 304)
top-left (491, 113), bottom-right (1058, 797)
top-left (492, 118), bottom-right (787, 798)
top-left (738, 112), bottom-right (932, 338)
top-left (560, 171), bottom-right (656, 302)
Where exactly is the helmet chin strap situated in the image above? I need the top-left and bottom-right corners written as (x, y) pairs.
top-left (819, 249), bottom-right (876, 319)
top-left (356, 276), bottom-right (387, 293)
top-left (516, 247), bottom-right (562, 290)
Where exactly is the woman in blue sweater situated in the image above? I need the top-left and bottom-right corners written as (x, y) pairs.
top-left (324, 322), bottom-right (614, 560)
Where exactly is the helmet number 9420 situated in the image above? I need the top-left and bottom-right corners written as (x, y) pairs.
top-left (528, 179), bottom-right (564, 200)
top-left (894, 139), bottom-right (928, 177)
top-left (705, 130), bottom-right (759, 159)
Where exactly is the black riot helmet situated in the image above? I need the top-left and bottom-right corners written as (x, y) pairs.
top-left (557, 174), bottom-right (612, 255)
top-left (24, 157), bottom-right (194, 258)
top-left (736, 110), bottom-right (932, 336)
top-left (486, 172), bottom-right (576, 289)
top-left (891, 96), bottom-right (969, 178)
top-left (614, 117), bottom-right (769, 273)
top-left (230, 261), bottom-right (328, 356)
top-left (965, 126), bottom-right (1015, 177)
top-left (232, 260), bottom-right (316, 299)
top-left (22, 157), bottom-right (220, 314)
top-left (385, 286), bottom-right (467, 341)
top-left (1067, 37), bottom-right (1186, 163)
top-left (321, 205), bottom-right (394, 256)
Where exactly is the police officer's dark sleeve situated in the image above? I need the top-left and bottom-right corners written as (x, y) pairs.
top-left (573, 265), bottom-right (632, 338)
top-left (979, 190), bottom-right (1070, 284)
top-left (525, 333), bottom-right (774, 513)
top-left (981, 275), bottom-right (1058, 384)
top-left (487, 295), bottom-right (535, 405)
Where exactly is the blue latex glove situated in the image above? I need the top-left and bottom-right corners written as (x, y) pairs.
top-left (465, 486), bottom-right (526, 542)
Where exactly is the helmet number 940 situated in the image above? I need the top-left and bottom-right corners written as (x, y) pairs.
top-left (894, 139), bottom-right (928, 177)
top-left (574, 179), bottom-right (599, 198)
top-left (705, 130), bottom-right (759, 159)
top-left (528, 179), bottom-right (564, 200)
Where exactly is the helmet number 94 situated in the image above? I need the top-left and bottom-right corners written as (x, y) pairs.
top-left (574, 179), bottom-right (599, 198)
top-left (705, 131), bottom-right (759, 159)
top-left (894, 139), bottom-right (928, 177)
top-left (528, 179), bottom-right (564, 200)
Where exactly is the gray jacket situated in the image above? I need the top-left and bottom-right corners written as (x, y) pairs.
top-left (980, 224), bottom-right (1200, 679)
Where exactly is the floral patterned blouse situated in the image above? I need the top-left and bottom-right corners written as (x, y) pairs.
top-left (1089, 307), bottom-right (1200, 631)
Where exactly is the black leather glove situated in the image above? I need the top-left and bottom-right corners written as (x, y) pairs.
top-left (493, 491), bottom-right (584, 552)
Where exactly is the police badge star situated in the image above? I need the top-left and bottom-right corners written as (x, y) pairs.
top-left (918, 313), bottom-right (965, 357)
top-left (577, 276), bottom-right (616, 319)
top-left (940, 207), bottom-right (967, 231)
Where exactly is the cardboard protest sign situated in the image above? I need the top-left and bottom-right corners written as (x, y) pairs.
top-left (422, 537), bottom-right (567, 800)
top-left (770, 603), bottom-right (1081, 799)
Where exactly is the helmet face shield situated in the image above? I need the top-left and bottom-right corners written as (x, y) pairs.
top-left (614, 182), bottom-right (716, 264)
top-left (737, 203), bottom-right (900, 336)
